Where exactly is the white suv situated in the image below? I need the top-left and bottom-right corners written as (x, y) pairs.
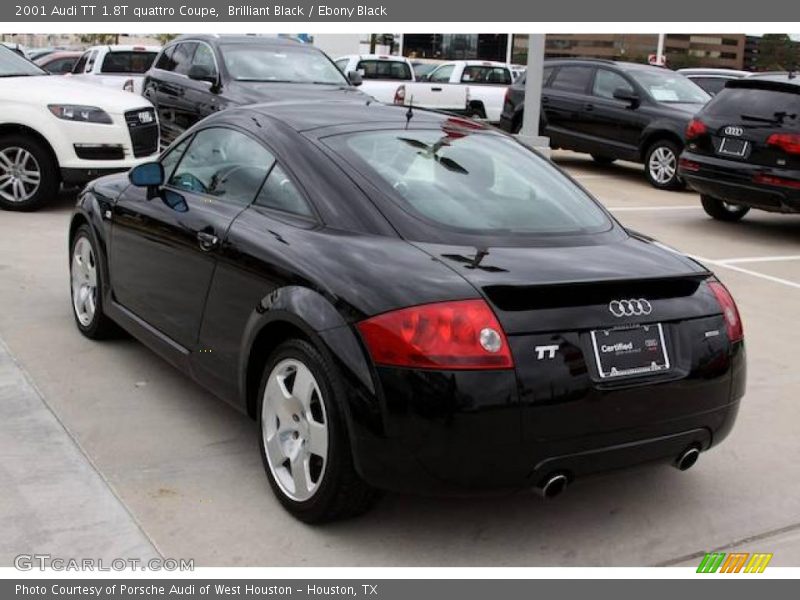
top-left (0, 46), bottom-right (159, 211)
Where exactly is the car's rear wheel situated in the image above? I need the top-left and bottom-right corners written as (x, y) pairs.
top-left (591, 154), bottom-right (616, 165)
top-left (70, 225), bottom-right (119, 339)
top-left (0, 134), bottom-right (59, 212)
top-left (644, 139), bottom-right (684, 190)
top-left (701, 195), bottom-right (751, 222)
top-left (257, 339), bottom-right (378, 523)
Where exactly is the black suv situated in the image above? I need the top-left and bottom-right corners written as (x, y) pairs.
top-left (143, 35), bottom-right (366, 146)
top-left (500, 59), bottom-right (711, 189)
top-left (679, 75), bottom-right (800, 221)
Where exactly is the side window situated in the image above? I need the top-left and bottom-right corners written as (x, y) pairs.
top-left (254, 164), bottom-right (313, 217)
top-left (85, 50), bottom-right (98, 72)
top-left (160, 136), bottom-right (192, 182)
top-left (191, 44), bottom-right (217, 76)
top-left (593, 69), bottom-right (634, 100)
top-left (46, 58), bottom-right (76, 74)
top-left (550, 66), bottom-right (593, 93)
top-left (72, 51), bottom-right (90, 74)
top-left (168, 128), bottom-right (275, 206)
top-left (171, 42), bottom-right (198, 76)
top-left (429, 64), bottom-right (455, 83)
top-left (542, 66), bottom-right (553, 87)
top-left (155, 45), bottom-right (176, 71)
top-left (334, 58), bottom-right (349, 72)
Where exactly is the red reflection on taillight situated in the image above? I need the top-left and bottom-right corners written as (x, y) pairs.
top-left (708, 280), bottom-right (744, 343)
top-left (767, 132), bottom-right (800, 155)
top-left (357, 300), bottom-right (514, 370)
top-left (679, 157), bottom-right (701, 172)
top-left (685, 118), bottom-right (708, 140)
top-left (753, 173), bottom-right (800, 189)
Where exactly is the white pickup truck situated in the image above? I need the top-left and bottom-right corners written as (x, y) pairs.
top-left (334, 54), bottom-right (417, 104)
top-left (68, 45), bottom-right (161, 95)
top-left (395, 60), bottom-right (513, 123)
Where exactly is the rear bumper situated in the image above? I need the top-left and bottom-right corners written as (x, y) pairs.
top-left (680, 151), bottom-right (800, 213)
top-left (348, 342), bottom-right (745, 494)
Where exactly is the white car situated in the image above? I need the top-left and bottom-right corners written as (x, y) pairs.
top-left (334, 54), bottom-right (416, 103)
top-left (0, 46), bottom-right (159, 211)
top-left (404, 60), bottom-right (514, 123)
top-left (68, 45), bottom-right (161, 94)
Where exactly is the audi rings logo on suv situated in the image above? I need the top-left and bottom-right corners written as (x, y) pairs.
top-left (723, 126), bottom-right (744, 137)
top-left (608, 298), bottom-right (653, 318)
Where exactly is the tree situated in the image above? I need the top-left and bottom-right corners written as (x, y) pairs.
top-left (754, 34), bottom-right (800, 71)
top-left (78, 34), bottom-right (119, 45)
top-left (154, 34), bottom-right (178, 45)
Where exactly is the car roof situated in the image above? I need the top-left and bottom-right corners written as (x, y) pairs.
top-left (679, 68), bottom-right (749, 77)
top-left (173, 34), bottom-right (300, 48)
top-left (224, 100), bottom-right (491, 134)
top-left (340, 54), bottom-right (409, 62)
top-left (544, 58), bottom-right (679, 74)
top-left (85, 45), bottom-right (161, 52)
top-left (745, 72), bottom-right (800, 84)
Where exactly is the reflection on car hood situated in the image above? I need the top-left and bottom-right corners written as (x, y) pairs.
top-left (227, 80), bottom-right (369, 106)
top-left (0, 75), bottom-right (154, 112)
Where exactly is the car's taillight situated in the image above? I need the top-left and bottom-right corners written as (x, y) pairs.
top-left (708, 280), bottom-right (744, 343)
top-left (766, 132), bottom-right (800, 155)
top-left (504, 86), bottom-right (511, 105)
top-left (393, 85), bottom-right (406, 105)
top-left (685, 118), bottom-right (707, 140)
top-left (357, 299), bottom-right (514, 370)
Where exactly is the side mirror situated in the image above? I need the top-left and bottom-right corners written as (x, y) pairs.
top-left (419, 73), bottom-right (430, 82)
top-left (188, 64), bottom-right (217, 85)
top-left (346, 70), bottom-right (363, 86)
top-left (129, 162), bottom-right (164, 188)
top-left (613, 87), bottom-right (640, 106)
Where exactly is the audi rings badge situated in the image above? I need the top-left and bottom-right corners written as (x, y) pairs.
top-left (608, 298), bottom-right (653, 318)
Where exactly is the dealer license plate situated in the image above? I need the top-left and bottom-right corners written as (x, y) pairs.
top-left (590, 324), bottom-right (670, 379)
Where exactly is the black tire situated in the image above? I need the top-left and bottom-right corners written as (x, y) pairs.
top-left (644, 139), bottom-right (685, 190)
top-left (701, 195), bottom-right (750, 222)
top-left (0, 133), bottom-right (59, 212)
top-left (69, 224), bottom-right (120, 339)
top-left (591, 154), bottom-right (616, 165)
top-left (257, 339), bottom-right (379, 523)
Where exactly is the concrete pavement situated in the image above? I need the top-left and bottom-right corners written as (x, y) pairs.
top-left (0, 155), bottom-right (799, 567)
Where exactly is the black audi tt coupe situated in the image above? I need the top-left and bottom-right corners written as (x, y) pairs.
top-left (68, 100), bottom-right (746, 522)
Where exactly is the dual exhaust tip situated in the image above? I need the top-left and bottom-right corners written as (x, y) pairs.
top-left (534, 446), bottom-right (702, 499)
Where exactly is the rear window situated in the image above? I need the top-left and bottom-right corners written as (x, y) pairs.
top-left (101, 51), bottom-right (158, 74)
top-left (357, 59), bottom-right (412, 81)
top-left (704, 86), bottom-right (800, 122)
top-left (689, 77), bottom-right (729, 96)
top-left (326, 127), bottom-right (610, 236)
top-left (460, 65), bottom-right (512, 85)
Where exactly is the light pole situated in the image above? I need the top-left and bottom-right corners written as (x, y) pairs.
top-left (517, 34), bottom-right (550, 157)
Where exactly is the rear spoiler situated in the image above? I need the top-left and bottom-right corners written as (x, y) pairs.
top-left (726, 78), bottom-right (800, 95)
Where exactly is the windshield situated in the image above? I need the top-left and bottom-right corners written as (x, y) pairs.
top-left (328, 127), bottom-right (611, 236)
top-left (629, 70), bottom-right (710, 104)
top-left (0, 46), bottom-right (45, 77)
top-left (220, 44), bottom-right (347, 84)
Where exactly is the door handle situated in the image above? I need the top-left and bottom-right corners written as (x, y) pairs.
top-left (542, 96), bottom-right (550, 104)
top-left (196, 230), bottom-right (219, 251)
top-left (431, 87), bottom-right (443, 92)
top-left (584, 103), bottom-right (595, 111)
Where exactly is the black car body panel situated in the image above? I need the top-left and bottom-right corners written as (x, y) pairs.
top-left (680, 77), bottom-right (800, 213)
top-left (71, 101), bottom-right (745, 494)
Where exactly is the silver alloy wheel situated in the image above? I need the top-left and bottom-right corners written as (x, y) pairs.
top-left (0, 146), bottom-right (41, 203)
top-left (648, 145), bottom-right (677, 185)
top-left (261, 358), bottom-right (329, 502)
top-left (71, 237), bottom-right (98, 327)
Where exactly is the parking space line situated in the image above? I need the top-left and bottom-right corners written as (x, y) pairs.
top-left (694, 256), bottom-right (800, 290)
top-left (606, 205), bottom-right (700, 211)
top-left (718, 255), bottom-right (800, 265)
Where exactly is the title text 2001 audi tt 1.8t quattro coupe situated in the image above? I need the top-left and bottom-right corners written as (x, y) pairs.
top-left (68, 101), bottom-right (745, 522)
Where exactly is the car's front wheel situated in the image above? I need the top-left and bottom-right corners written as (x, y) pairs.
top-left (0, 134), bottom-right (59, 211)
top-left (257, 339), bottom-right (378, 523)
top-left (70, 225), bottom-right (119, 339)
top-left (701, 195), bottom-right (751, 222)
top-left (644, 139), bottom-right (684, 190)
